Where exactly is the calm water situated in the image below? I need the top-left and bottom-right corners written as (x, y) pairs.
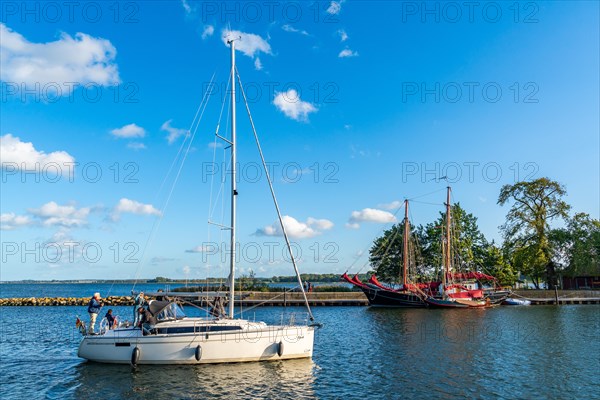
top-left (0, 282), bottom-right (346, 299)
top-left (0, 287), bottom-right (598, 399)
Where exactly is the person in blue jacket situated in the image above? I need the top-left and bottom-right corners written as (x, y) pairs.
top-left (87, 293), bottom-right (103, 334)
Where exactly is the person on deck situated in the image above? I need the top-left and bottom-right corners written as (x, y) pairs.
top-left (105, 309), bottom-right (117, 329)
top-left (133, 292), bottom-right (145, 326)
top-left (87, 292), bottom-right (103, 334)
top-left (138, 306), bottom-right (157, 335)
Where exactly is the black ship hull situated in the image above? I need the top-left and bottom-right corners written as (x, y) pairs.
top-left (360, 286), bottom-right (427, 308)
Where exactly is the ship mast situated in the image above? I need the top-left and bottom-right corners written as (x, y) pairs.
top-left (403, 200), bottom-right (409, 287)
top-left (443, 186), bottom-right (451, 290)
top-left (228, 38), bottom-right (238, 319)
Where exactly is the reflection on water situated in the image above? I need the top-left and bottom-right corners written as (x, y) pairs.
top-left (1, 304), bottom-right (599, 400)
top-left (69, 359), bottom-right (316, 400)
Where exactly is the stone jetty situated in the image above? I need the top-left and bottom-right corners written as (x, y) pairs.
top-left (0, 295), bottom-right (134, 307)
top-left (0, 292), bottom-right (369, 307)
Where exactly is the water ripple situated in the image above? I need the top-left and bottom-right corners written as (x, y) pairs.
top-left (1, 305), bottom-right (599, 399)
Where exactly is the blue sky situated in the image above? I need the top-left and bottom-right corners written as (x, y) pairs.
top-left (1, 1), bottom-right (598, 281)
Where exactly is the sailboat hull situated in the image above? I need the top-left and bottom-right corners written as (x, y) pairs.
top-left (78, 322), bottom-right (315, 364)
top-left (360, 286), bottom-right (427, 308)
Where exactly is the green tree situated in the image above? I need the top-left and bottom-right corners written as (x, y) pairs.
top-left (483, 243), bottom-right (517, 286)
top-left (417, 203), bottom-right (489, 275)
top-left (498, 178), bottom-right (570, 288)
top-left (369, 203), bottom-right (488, 282)
top-left (550, 213), bottom-right (600, 277)
top-left (369, 224), bottom-right (406, 283)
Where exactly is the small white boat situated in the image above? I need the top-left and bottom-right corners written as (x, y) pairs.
top-left (502, 298), bottom-right (532, 306)
top-left (78, 301), bottom-right (314, 364)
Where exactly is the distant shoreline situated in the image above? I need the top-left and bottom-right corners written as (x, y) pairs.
top-left (0, 280), bottom-right (181, 284)
top-left (0, 274), bottom-right (357, 285)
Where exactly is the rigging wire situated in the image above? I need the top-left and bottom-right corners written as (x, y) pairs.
top-left (205, 72), bottom-right (232, 315)
top-left (345, 188), bottom-right (445, 274)
top-left (346, 185), bottom-right (450, 278)
top-left (235, 67), bottom-right (314, 322)
top-left (346, 204), bottom-right (405, 276)
top-left (131, 72), bottom-right (217, 292)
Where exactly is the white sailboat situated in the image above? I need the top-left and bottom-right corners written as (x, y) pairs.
top-left (78, 39), bottom-right (318, 365)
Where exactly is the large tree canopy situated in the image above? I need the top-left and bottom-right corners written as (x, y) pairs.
top-left (498, 177), bottom-right (570, 288)
top-left (417, 203), bottom-right (489, 273)
top-left (550, 213), bottom-right (600, 277)
top-left (369, 222), bottom-right (413, 283)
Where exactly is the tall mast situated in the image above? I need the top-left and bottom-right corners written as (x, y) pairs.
top-left (228, 39), bottom-right (237, 319)
top-left (403, 200), bottom-right (409, 287)
top-left (444, 186), bottom-right (451, 288)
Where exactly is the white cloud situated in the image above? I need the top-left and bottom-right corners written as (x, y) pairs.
top-left (347, 208), bottom-right (397, 228)
top-left (221, 30), bottom-right (271, 58)
top-left (327, 1), bottom-right (345, 15)
top-left (282, 24), bottom-right (309, 36)
top-left (339, 48), bottom-right (359, 58)
top-left (0, 134), bottom-right (75, 174)
top-left (186, 245), bottom-right (214, 253)
top-left (379, 200), bottom-right (402, 210)
top-left (273, 89), bottom-right (317, 122)
top-left (0, 23), bottom-right (119, 89)
top-left (256, 215), bottom-right (333, 239)
top-left (254, 57), bottom-right (263, 71)
top-left (337, 29), bottom-right (348, 42)
top-left (182, 265), bottom-right (191, 275)
top-left (201, 25), bottom-right (214, 40)
top-left (29, 202), bottom-right (91, 228)
top-left (161, 120), bottom-right (188, 144)
top-left (127, 142), bottom-right (146, 150)
top-left (0, 213), bottom-right (32, 230)
top-left (110, 123), bottom-right (145, 139)
top-left (345, 222), bottom-right (360, 229)
top-left (112, 198), bottom-right (161, 221)
top-left (306, 217), bottom-right (334, 231)
top-left (350, 144), bottom-right (370, 158)
top-left (181, 0), bottom-right (192, 14)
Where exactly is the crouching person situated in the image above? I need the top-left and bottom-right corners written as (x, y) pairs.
top-left (137, 307), bottom-right (157, 335)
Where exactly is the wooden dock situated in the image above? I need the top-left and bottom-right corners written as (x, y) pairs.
top-left (511, 289), bottom-right (600, 305)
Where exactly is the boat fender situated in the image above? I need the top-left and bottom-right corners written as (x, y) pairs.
top-left (131, 346), bottom-right (140, 366)
top-left (195, 345), bottom-right (202, 361)
top-left (277, 341), bottom-right (284, 357)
